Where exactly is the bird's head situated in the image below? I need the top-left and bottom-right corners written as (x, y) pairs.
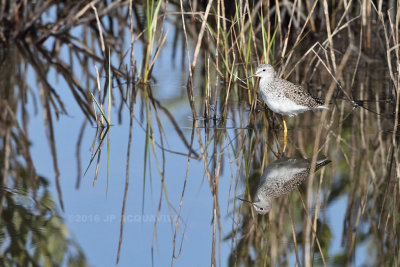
top-left (243, 64), bottom-right (276, 82)
top-left (238, 196), bottom-right (272, 215)
top-left (252, 198), bottom-right (272, 215)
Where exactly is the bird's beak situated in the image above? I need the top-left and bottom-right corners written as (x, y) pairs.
top-left (242, 73), bottom-right (256, 81)
top-left (237, 73), bottom-right (255, 85)
top-left (238, 197), bottom-right (253, 204)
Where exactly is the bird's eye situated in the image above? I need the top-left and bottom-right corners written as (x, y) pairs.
top-left (260, 207), bottom-right (263, 210)
top-left (263, 69), bottom-right (266, 71)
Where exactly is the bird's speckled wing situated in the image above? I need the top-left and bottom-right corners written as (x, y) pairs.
top-left (282, 171), bottom-right (308, 191)
top-left (275, 78), bottom-right (324, 107)
top-left (257, 158), bottom-right (309, 198)
top-left (257, 157), bottom-right (331, 199)
top-left (282, 157), bottom-right (331, 189)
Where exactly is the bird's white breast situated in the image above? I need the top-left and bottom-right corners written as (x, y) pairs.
top-left (261, 91), bottom-right (309, 116)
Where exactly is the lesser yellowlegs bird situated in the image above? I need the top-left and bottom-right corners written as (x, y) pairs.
top-left (244, 64), bottom-right (328, 152)
top-left (239, 156), bottom-right (331, 215)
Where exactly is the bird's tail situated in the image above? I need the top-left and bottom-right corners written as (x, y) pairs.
top-left (316, 156), bottom-right (331, 170)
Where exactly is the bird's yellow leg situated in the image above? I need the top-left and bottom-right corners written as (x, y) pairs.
top-left (283, 117), bottom-right (287, 153)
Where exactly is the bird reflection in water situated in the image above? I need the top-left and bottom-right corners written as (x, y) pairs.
top-left (239, 156), bottom-right (331, 215)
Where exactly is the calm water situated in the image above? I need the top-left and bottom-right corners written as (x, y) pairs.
top-left (21, 43), bottom-right (398, 266)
